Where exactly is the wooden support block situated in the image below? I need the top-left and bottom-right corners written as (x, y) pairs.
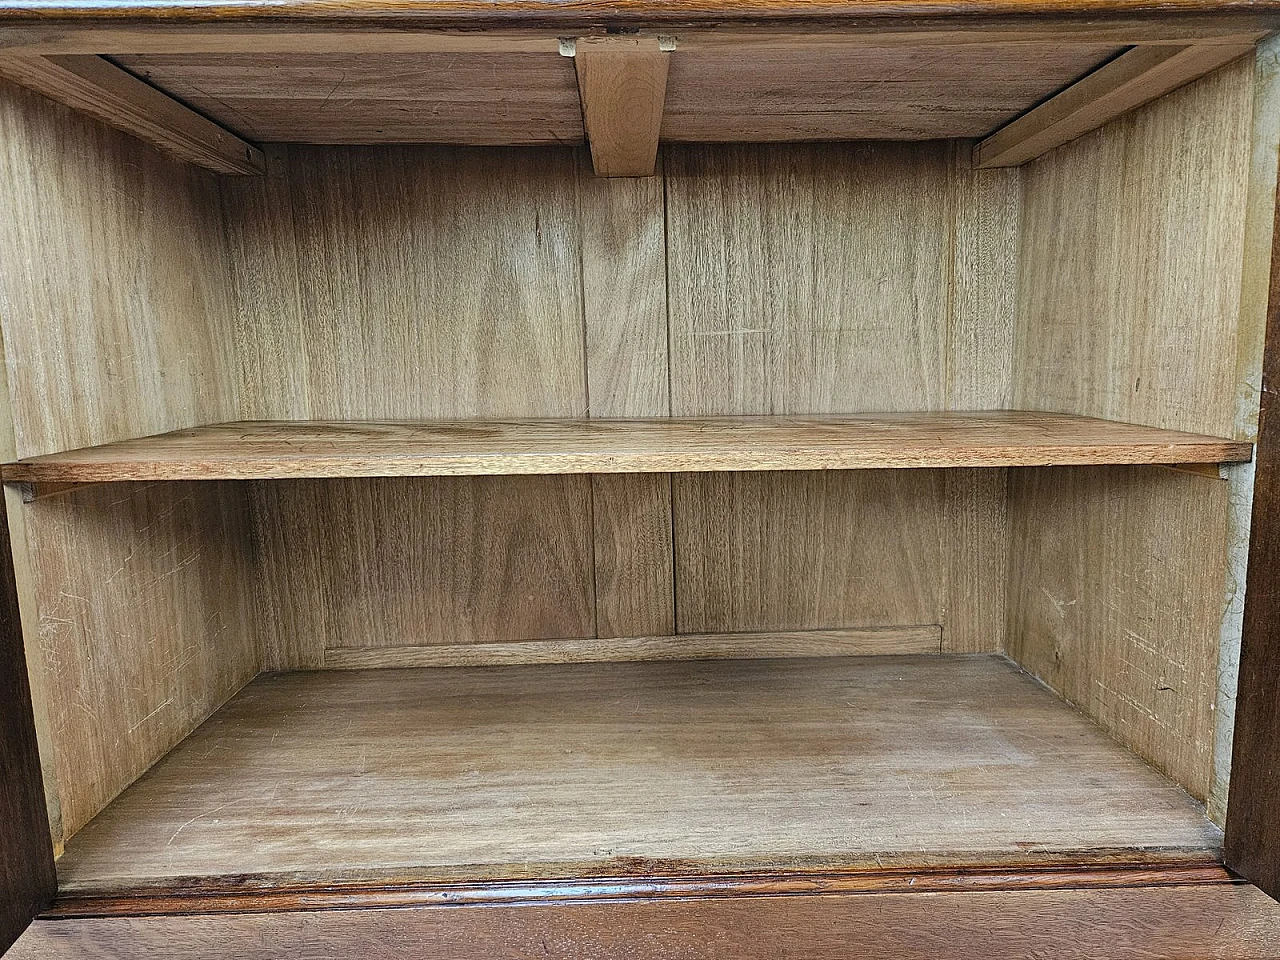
top-left (8, 482), bottom-right (92, 504)
top-left (574, 37), bottom-right (668, 177)
top-left (1161, 462), bottom-right (1227, 479)
top-left (975, 41), bottom-right (1258, 168)
top-left (0, 54), bottom-right (264, 175)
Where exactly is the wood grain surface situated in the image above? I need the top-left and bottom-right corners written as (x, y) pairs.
top-left (14, 884), bottom-right (1280, 960)
top-left (16, 884), bottom-right (1280, 960)
top-left (661, 42), bottom-right (1121, 142)
top-left (590, 472), bottom-right (674, 638)
top-left (665, 142), bottom-right (957, 415)
top-left (53, 655), bottom-right (1220, 896)
top-left (673, 469), bottom-right (946, 634)
top-left (0, 79), bottom-right (258, 853)
top-left (251, 476), bottom-right (596, 671)
top-left (1009, 466), bottom-right (1229, 801)
top-left (18, 483), bottom-right (260, 842)
top-left (1008, 55), bottom-right (1260, 806)
top-left (322, 626), bottom-right (941, 668)
top-left (0, 413), bottom-right (1251, 483)
top-left (116, 53), bottom-right (585, 145)
top-left (40, 862), bottom-right (1239, 918)
top-left (574, 37), bottom-right (667, 176)
top-left (224, 145), bottom-right (587, 423)
top-left (107, 42), bottom-right (1122, 147)
top-left (0, 78), bottom-right (238, 461)
top-left (1014, 56), bottom-right (1254, 438)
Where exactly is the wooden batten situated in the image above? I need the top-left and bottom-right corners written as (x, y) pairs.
top-left (321, 626), bottom-right (943, 669)
top-left (0, 54), bottom-right (263, 174)
top-left (9, 482), bottom-right (90, 504)
top-left (976, 41), bottom-right (1259, 167)
top-left (574, 37), bottom-right (669, 177)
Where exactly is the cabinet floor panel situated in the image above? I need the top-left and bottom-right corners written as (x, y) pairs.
top-left (54, 654), bottom-right (1221, 898)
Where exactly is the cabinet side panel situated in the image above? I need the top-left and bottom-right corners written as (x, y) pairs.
top-left (1225, 42), bottom-right (1280, 898)
top-left (1008, 466), bottom-right (1228, 801)
top-left (0, 83), bottom-right (259, 847)
top-left (1014, 58), bottom-right (1253, 438)
top-left (0, 79), bottom-right (238, 459)
top-left (20, 482), bottom-right (259, 842)
top-left (665, 143), bottom-right (1015, 650)
top-left (1010, 59), bottom-right (1259, 799)
top-left (1211, 37), bottom-right (1280, 841)
top-left (0, 492), bottom-right (55, 955)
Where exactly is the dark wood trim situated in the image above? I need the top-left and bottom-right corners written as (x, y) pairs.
top-left (1, 0), bottom-right (1280, 27)
top-left (47, 860), bottom-right (1234, 919)
top-left (1224, 133), bottom-right (1280, 903)
top-left (13, 883), bottom-right (1280, 960)
top-left (0, 495), bottom-right (56, 953)
top-left (0, 10), bottom-right (1279, 56)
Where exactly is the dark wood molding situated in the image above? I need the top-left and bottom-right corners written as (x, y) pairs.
top-left (1224, 144), bottom-right (1280, 903)
top-left (13, 883), bottom-right (1280, 960)
top-left (0, 6), bottom-right (1279, 55)
top-left (1, 0), bottom-right (1280, 27)
top-left (48, 860), bottom-right (1233, 919)
top-left (0, 494), bottom-right (56, 953)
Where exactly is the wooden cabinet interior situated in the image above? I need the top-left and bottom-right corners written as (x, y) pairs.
top-left (1, 5), bottom-right (1280, 956)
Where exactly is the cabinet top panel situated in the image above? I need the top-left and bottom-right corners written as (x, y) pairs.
top-left (0, 7), bottom-right (1267, 167)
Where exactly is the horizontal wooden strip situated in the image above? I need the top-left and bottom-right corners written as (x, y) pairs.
top-left (0, 28), bottom-right (1266, 56)
top-left (323, 626), bottom-right (942, 669)
top-left (0, 54), bottom-right (263, 174)
top-left (975, 42), bottom-right (1257, 167)
top-left (46, 862), bottom-right (1234, 918)
top-left (0, 1), bottom-right (1277, 32)
top-left (16, 884), bottom-right (1280, 960)
top-left (0, 413), bottom-right (1254, 483)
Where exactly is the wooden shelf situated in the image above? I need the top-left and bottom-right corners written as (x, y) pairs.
top-left (0, 413), bottom-right (1251, 484)
top-left (55, 654), bottom-right (1221, 900)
